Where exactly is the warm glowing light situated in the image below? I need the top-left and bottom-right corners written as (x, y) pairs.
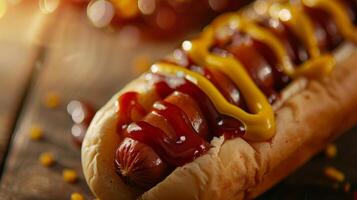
top-left (215, 26), bottom-right (234, 41)
top-left (269, 4), bottom-right (280, 19)
top-left (7, 0), bottom-right (22, 5)
top-left (0, 0), bottom-right (7, 19)
top-left (138, 0), bottom-right (156, 15)
top-left (278, 8), bottom-right (292, 22)
top-left (39, 0), bottom-right (60, 14)
top-left (182, 40), bottom-right (192, 51)
top-left (172, 49), bottom-right (189, 66)
top-left (111, 0), bottom-right (138, 18)
top-left (253, 0), bottom-right (268, 15)
top-left (87, 0), bottom-right (115, 28)
top-left (268, 18), bottom-right (280, 29)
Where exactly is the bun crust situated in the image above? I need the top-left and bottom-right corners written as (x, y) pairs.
top-left (82, 44), bottom-right (357, 200)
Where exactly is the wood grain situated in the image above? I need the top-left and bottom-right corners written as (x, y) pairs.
top-left (0, 1), bottom-right (355, 200)
top-left (257, 127), bottom-right (357, 200)
top-left (0, 1), bottom-right (53, 168)
top-left (0, 3), bottom-right (186, 199)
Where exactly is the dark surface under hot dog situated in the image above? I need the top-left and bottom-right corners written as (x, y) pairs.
top-left (114, 0), bottom-right (356, 189)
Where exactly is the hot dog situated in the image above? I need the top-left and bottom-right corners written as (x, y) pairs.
top-left (81, 0), bottom-right (357, 199)
top-left (115, 91), bottom-right (210, 188)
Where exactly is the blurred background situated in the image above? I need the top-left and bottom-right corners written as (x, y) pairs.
top-left (0, 0), bottom-right (355, 199)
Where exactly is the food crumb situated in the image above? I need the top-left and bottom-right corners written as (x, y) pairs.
top-left (344, 182), bottom-right (351, 193)
top-left (324, 166), bottom-right (345, 182)
top-left (325, 144), bottom-right (337, 159)
top-left (29, 125), bottom-right (43, 140)
top-left (71, 192), bottom-right (84, 200)
top-left (63, 169), bottom-right (78, 183)
top-left (39, 152), bottom-right (55, 167)
top-left (44, 92), bottom-right (60, 109)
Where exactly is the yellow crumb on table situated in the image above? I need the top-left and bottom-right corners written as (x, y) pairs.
top-left (325, 144), bottom-right (337, 159)
top-left (71, 192), bottom-right (84, 200)
top-left (29, 125), bottom-right (43, 140)
top-left (324, 166), bottom-right (345, 182)
top-left (39, 152), bottom-right (55, 167)
top-left (63, 169), bottom-right (78, 183)
top-left (43, 91), bottom-right (60, 108)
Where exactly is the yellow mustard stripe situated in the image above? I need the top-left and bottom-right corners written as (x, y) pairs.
top-left (209, 13), bottom-right (295, 77)
top-left (208, 11), bottom-right (334, 79)
top-left (268, 3), bottom-right (321, 58)
top-left (151, 63), bottom-right (276, 141)
top-left (185, 26), bottom-right (275, 141)
top-left (148, 0), bottom-right (356, 141)
top-left (266, 2), bottom-right (336, 78)
top-left (303, 0), bottom-right (357, 43)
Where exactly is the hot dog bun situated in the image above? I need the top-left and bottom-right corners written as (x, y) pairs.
top-left (81, 43), bottom-right (357, 200)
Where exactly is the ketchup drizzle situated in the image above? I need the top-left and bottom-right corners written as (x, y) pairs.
top-left (212, 32), bottom-right (293, 103)
top-left (164, 49), bottom-right (247, 108)
top-left (117, 92), bottom-right (147, 131)
top-left (125, 101), bottom-right (209, 166)
top-left (152, 74), bottom-right (246, 140)
top-left (115, 3), bottom-right (354, 168)
top-left (305, 7), bottom-right (343, 52)
top-left (259, 19), bottom-right (310, 66)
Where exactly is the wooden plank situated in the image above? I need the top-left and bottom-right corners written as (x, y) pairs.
top-left (0, 1), bottom-right (53, 168)
top-left (0, 3), bottom-right (185, 199)
top-left (258, 127), bottom-right (357, 199)
top-left (0, 1), bottom-right (356, 199)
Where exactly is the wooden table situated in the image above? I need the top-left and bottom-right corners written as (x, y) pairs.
top-left (0, 1), bottom-right (355, 199)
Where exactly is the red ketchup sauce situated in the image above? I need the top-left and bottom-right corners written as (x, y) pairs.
top-left (117, 92), bottom-right (147, 131)
top-left (212, 31), bottom-right (293, 103)
top-left (163, 48), bottom-right (247, 108)
top-left (124, 102), bottom-right (209, 166)
top-left (119, 73), bottom-right (246, 167)
top-left (153, 74), bottom-right (246, 140)
top-left (188, 64), bottom-right (247, 108)
top-left (115, 3), bottom-right (352, 171)
top-left (304, 7), bottom-right (343, 51)
top-left (259, 19), bottom-right (310, 66)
